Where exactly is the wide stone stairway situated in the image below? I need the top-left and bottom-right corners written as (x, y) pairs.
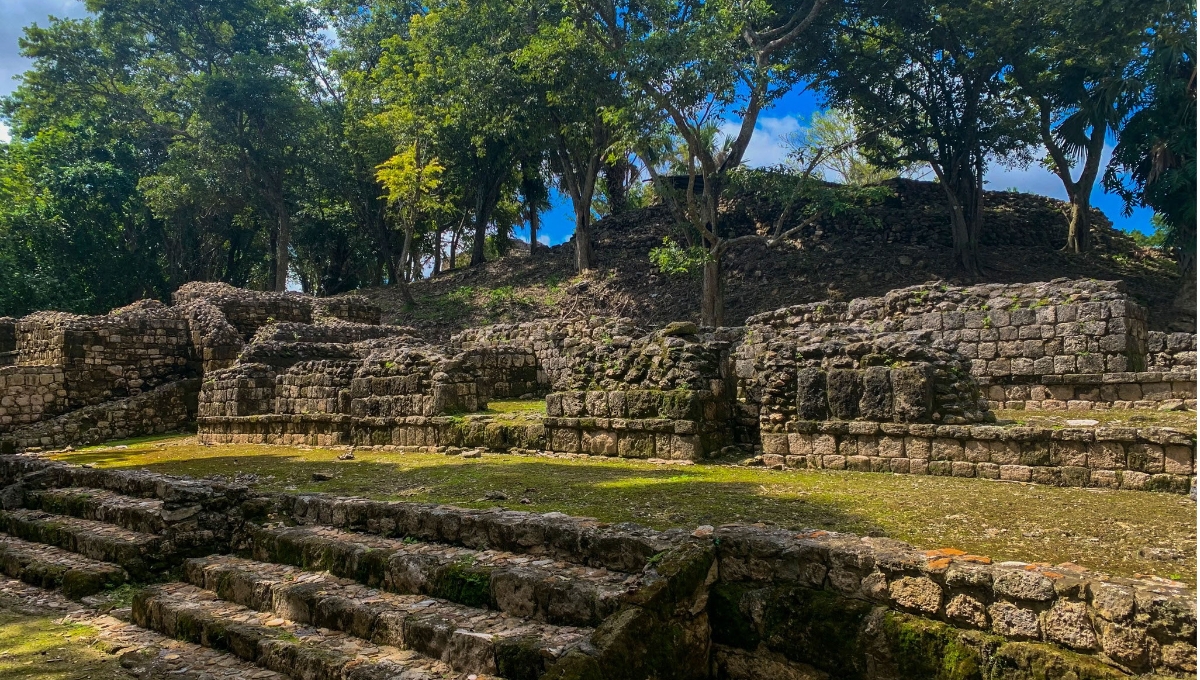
top-left (0, 456), bottom-right (710, 680)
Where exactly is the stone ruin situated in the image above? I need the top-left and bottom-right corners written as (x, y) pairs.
top-left (0, 279), bottom-right (1195, 679)
top-left (0, 453), bottom-right (1193, 679)
top-left (0, 278), bottom-right (1195, 492)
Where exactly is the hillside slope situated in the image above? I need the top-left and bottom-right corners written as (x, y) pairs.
top-left (354, 179), bottom-right (1189, 340)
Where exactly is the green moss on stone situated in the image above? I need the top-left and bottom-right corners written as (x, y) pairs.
top-left (881, 611), bottom-right (987, 680)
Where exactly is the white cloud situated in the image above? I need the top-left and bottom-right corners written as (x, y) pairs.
top-left (537, 234), bottom-right (550, 246)
top-left (0, 122), bottom-right (9, 143)
top-left (718, 115), bottom-right (803, 169)
top-left (983, 145), bottom-right (1114, 202)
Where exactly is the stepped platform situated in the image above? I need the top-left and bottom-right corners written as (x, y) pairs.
top-left (0, 533), bottom-right (126, 597)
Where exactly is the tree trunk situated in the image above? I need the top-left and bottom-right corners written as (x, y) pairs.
top-left (1065, 191), bottom-right (1093, 253)
top-left (935, 160), bottom-right (983, 277)
top-left (470, 183), bottom-right (497, 267)
top-left (574, 209), bottom-right (593, 272)
top-left (433, 228), bottom-right (442, 275)
top-left (449, 230), bottom-right (458, 271)
top-left (274, 202), bottom-right (291, 292)
top-left (528, 204), bottom-right (540, 259)
top-left (603, 157), bottom-right (632, 215)
top-left (701, 257), bottom-right (723, 328)
top-left (396, 227), bottom-right (416, 306)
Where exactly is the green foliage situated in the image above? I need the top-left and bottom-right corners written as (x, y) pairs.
top-left (1104, 9), bottom-right (1196, 262)
top-left (649, 237), bottom-right (710, 276)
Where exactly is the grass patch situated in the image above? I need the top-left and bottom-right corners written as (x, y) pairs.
top-left (480, 399), bottom-right (547, 416)
top-left (53, 436), bottom-right (1196, 585)
top-left (0, 609), bottom-right (126, 679)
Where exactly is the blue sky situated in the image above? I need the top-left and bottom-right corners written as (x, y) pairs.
top-left (2, 0), bottom-right (1155, 246)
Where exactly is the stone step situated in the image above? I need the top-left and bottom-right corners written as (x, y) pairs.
top-left (184, 555), bottom-right (590, 679)
top-left (23, 487), bottom-right (167, 534)
top-left (248, 523), bottom-right (637, 627)
top-left (132, 582), bottom-right (487, 680)
top-left (0, 508), bottom-right (166, 580)
top-left (0, 533), bottom-right (127, 598)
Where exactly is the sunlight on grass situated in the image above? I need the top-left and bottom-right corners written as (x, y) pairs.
top-left (481, 399), bottom-right (547, 415)
top-left (0, 612), bottom-right (126, 680)
top-left (51, 435), bottom-right (1197, 584)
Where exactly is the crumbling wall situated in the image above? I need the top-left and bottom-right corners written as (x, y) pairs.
top-left (1, 379), bottom-right (199, 451)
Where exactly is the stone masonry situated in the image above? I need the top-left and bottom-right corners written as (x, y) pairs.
top-left (0, 454), bottom-right (1193, 678)
top-left (1, 279), bottom-right (1194, 492)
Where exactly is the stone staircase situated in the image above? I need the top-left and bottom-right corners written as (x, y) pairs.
top-left (0, 455), bottom-right (714, 680)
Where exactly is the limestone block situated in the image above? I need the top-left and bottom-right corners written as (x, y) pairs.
top-left (795, 368), bottom-right (828, 420)
top-left (905, 437), bottom-right (931, 460)
top-left (827, 369), bottom-right (862, 420)
top-left (889, 576), bottom-right (942, 614)
top-left (988, 601), bottom-right (1041, 639)
top-left (787, 433), bottom-right (813, 456)
top-left (1164, 445), bottom-right (1193, 475)
top-left (945, 593), bottom-right (988, 628)
top-left (859, 366), bottom-right (893, 421)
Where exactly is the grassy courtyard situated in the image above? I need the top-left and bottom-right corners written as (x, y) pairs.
top-left (49, 434), bottom-right (1196, 586)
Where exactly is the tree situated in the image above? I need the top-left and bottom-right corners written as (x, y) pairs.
top-left (784, 109), bottom-right (908, 185)
top-left (583, 0), bottom-right (835, 326)
top-left (517, 157), bottom-right (551, 259)
top-left (1104, 6), bottom-right (1195, 314)
top-left (9, 0), bottom-right (324, 292)
top-left (377, 0), bottom-right (538, 268)
top-left (377, 136), bottom-right (447, 305)
top-left (817, 0), bottom-right (1036, 276)
top-left (516, 14), bottom-right (626, 272)
top-left (1002, 0), bottom-right (1157, 253)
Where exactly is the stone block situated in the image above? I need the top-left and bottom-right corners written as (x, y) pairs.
top-left (889, 458), bottom-right (910, 474)
top-left (1088, 441), bottom-right (1126, 470)
top-left (787, 433), bottom-right (813, 456)
top-left (822, 455), bottom-right (846, 470)
top-left (988, 601), bottom-right (1041, 639)
top-left (617, 431), bottom-right (654, 458)
top-left (795, 368), bottom-right (828, 420)
top-left (1000, 465), bottom-right (1032, 482)
top-left (878, 436), bottom-right (905, 458)
top-left (908, 459), bottom-right (928, 475)
top-left (859, 366), bottom-right (893, 421)
top-left (1126, 443), bottom-right (1164, 473)
top-left (761, 432), bottom-right (789, 456)
top-left (847, 455), bottom-right (872, 472)
top-left (1050, 441), bottom-right (1088, 467)
top-left (827, 369), bottom-right (862, 420)
top-left (812, 434), bottom-right (838, 457)
top-left (905, 436), bottom-right (931, 459)
top-left (891, 364), bottom-right (934, 422)
top-left (1041, 600), bottom-right (1098, 651)
top-left (582, 430), bottom-right (618, 456)
top-left (1164, 445), bottom-right (1193, 475)
top-left (931, 438), bottom-right (964, 461)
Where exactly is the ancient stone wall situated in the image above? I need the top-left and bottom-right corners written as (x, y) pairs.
top-left (756, 420), bottom-right (1194, 493)
top-left (1, 379), bottom-right (199, 452)
top-left (710, 524), bottom-right (1195, 678)
top-left (1148, 331), bottom-right (1198, 370)
top-left (14, 302), bottom-right (194, 410)
top-left (0, 366), bottom-right (65, 433)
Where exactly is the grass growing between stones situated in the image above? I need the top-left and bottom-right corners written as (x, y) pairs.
top-left (57, 436), bottom-right (1197, 585)
top-left (992, 408), bottom-right (1197, 433)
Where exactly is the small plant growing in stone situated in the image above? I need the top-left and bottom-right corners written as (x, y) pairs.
top-left (982, 316), bottom-right (992, 329)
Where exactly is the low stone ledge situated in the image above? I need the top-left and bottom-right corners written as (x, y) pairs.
top-left (755, 420), bottom-right (1194, 493)
top-left (711, 524), bottom-right (1196, 676)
